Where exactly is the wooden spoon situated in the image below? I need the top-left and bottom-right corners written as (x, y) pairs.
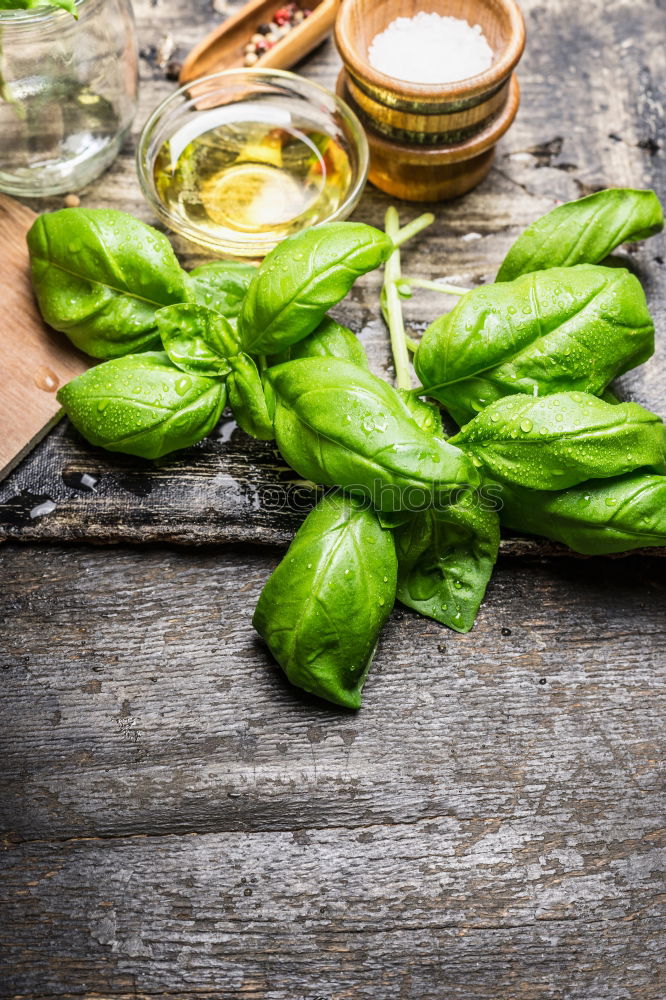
top-left (179, 0), bottom-right (341, 84)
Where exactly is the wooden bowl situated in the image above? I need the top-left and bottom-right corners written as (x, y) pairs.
top-left (334, 0), bottom-right (525, 145)
top-left (337, 68), bottom-right (520, 200)
top-left (345, 69), bottom-right (512, 145)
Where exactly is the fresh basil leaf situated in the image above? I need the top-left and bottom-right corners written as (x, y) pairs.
top-left (156, 304), bottom-right (274, 439)
top-left (185, 260), bottom-right (256, 317)
top-left (377, 510), bottom-right (416, 530)
top-left (253, 491), bottom-right (397, 708)
top-left (497, 188), bottom-right (664, 282)
top-left (395, 497), bottom-right (500, 632)
top-left (496, 472), bottom-right (666, 554)
top-left (238, 222), bottom-right (393, 354)
top-left (398, 391), bottom-right (443, 437)
top-left (56, 351), bottom-right (226, 459)
top-left (0, 0), bottom-right (76, 12)
top-left (415, 265), bottom-right (654, 426)
top-left (27, 208), bottom-right (188, 359)
top-left (450, 391), bottom-right (666, 490)
top-left (227, 353), bottom-right (274, 441)
top-left (268, 358), bottom-right (479, 512)
top-left (156, 303), bottom-right (237, 377)
top-left (269, 316), bottom-right (369, 368)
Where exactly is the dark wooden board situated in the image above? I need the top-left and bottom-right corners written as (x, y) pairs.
top-left (1, 0), bottom-right (666, 551)
top-left (3, 412), bottom-right (663, 556)
top-left (1, 543), bottom-right (665, 998)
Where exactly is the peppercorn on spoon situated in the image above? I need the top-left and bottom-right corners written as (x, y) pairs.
top-left (179, 0), bottom-right (341, 84)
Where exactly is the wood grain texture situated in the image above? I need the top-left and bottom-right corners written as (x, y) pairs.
top-left (0, 195), bottom-right (90, 481)
top-left (1, 1), bottom-right (666, 998)
top-left (1, 0), bottom-right (665, 551)
top-left (2, 823), bottom-right (663, 999)
top-left (1, 543), bottom-right (665, 998)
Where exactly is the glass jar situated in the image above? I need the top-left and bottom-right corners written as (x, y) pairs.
top-left (0, 0), bottom-right (138, 196)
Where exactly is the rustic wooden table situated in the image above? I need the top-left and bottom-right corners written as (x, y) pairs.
top-left (1, 1), bottom-right (665, 997)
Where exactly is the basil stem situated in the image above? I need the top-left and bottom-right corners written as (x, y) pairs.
top-left (392, 212), bottom-right (434, 248)
top-left (405, 277), bottom-right (470, 296)
top-left (382, 207), bottom-right (413, 391)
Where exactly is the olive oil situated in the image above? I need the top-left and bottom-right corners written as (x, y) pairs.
top-left (153, 103), bottom-right (353, 252)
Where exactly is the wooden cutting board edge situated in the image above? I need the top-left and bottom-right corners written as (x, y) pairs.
top-left (0, 194), bottom-right (91, 482)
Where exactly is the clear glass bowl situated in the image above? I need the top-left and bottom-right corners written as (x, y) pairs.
top-left (0, 0), bottom-right (138, 197)
top-left (137, 68), bottom-right (369, 258)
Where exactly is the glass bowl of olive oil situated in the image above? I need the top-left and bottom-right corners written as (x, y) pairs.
top-left (137, 68), bottom-right (369, 257)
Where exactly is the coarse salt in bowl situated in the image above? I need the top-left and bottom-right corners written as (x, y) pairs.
top-left (336, 0), bottom-right (525, 107)
top-left (334, 0), bottom-right (525, 200)
top-left (367, 11), bottom-right (494, 86)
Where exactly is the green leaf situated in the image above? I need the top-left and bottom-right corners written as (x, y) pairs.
top-left (497, 188), bottom-right (664, 282)
top-left (253, 491), bottom-right (397, 708)
top-left (496, 473), bottom-right (666, 554)
top-left (0, 0), bottom-right (76, 13)
top-left (226, 353), bottom-right (274, 441)
top-left (185, 260), bottom-right (256, 317)
top-left (415, 265), bottom-right (654, 425)
top-left (268, 358), bottom-right (479, 512)
top-left (269, 316), bottom-right (369, 368)
top-left (450, 391), bottom-right (666, 490)
top-left (156, 303), bottom-right (237, 377)
top-left (56, 352), bottom-right (226, 459)
top-left (238, 222), bottom-right (392, 354)
top-left (398, 391), bottom-right (443, 437)
top-left (156, 304), bottom-right (274, 439)
top-left (376, 510), bottom-right (416, 530)
top-left (27, 208), bottom-right (188, 358)
top-left (395, 496), bottom-right (500, 632)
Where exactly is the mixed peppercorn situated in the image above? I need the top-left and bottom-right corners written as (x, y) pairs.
top-left (243, 3), bottom-right (313, 66)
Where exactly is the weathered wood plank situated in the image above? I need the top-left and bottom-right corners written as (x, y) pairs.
top-left (2, 817), bottom-right (664, 1000)
top-left (1, 0), bottom-right (665, 549)
top-left (2, 544), bottom-right (664, 843)
top-left (1, 542), bottom-right (665, 998)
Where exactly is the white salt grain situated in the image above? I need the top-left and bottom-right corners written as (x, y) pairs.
top-left (368, 11), bottom-right (494, 86)
top-left (29, 499), bottom-right (56, 519)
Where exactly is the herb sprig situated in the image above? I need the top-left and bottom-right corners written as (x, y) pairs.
top-left (27, 187), bottom-right (666, 707)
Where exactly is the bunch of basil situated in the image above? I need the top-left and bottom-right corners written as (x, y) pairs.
top-left (27, 188), bottom-right (666, 709)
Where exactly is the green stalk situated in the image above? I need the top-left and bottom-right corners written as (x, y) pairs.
top-left (383, 207), bottom-right (412, 391)
top-left (0, 27), bottom-right (26, 118)
top-left (405, 277), bottom-right (470, 296)
top-left (392, 212), bottom-right (435, 248)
